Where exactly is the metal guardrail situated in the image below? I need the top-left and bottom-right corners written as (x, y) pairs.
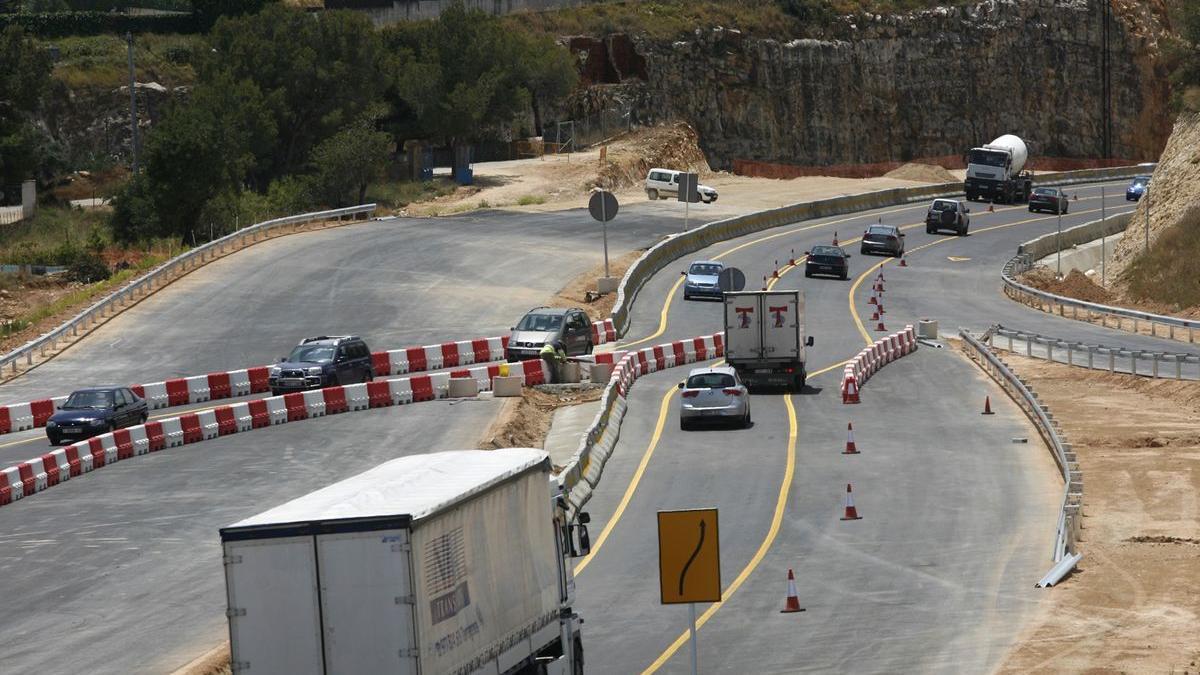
top-left (0, 204), bottom-right (377, 377)
top-left (990, 325), bottom-right (1200, 380)
top-left (610, 165), bottom-right (1152, 339)
top-left (1003, 214), bottom-right (1200, 344)
top-left (959, 327), bottom-right (1082, 585)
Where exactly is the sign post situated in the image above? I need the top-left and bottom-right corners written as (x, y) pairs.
top-left (678, 172), bottom-right (700, 231)
top-left (658, 508), bottom-right (721, 674)
top-left (589, 189), bottom-right (620, 293)
top-left (1101, 185), bottom-right (1106, 286)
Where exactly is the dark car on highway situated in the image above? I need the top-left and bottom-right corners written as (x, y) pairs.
top-left (1028, 187), bottom-right (1069, 214)
top-left (925, 199), bottom-right (970, 235)
top-left (269, 335), bottom-right (375, 395)
top-left (860, 225), bottom-right (905, 257)
top-left (46, 386), bottom-right (148, 445)
top-left (682, 260), bottom-right (725, 300)
top-left (804, 245), bottom-right (850, 279)
top-left (1125, 175), bottom-right (1151, 201)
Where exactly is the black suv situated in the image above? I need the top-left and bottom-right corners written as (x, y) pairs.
top-left (925, 199), bottom-right (970, 235)
top-left (270, 336), bottom-right (374, 395)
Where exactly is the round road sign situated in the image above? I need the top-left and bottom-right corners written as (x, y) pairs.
top-left (589, 190), bottom-right (619, 222)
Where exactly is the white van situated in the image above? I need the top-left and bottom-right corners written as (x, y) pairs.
top-left (645, 168), bottom-right (718, 203)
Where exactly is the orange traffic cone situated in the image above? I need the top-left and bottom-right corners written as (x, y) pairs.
top-left (789, 249), bottom-right (796, 266)
top-left (870, 310), bottom-right (879, 321)
top-left (899, 254), bottom-right (908, 267)
top-left (988, 203), bottom-right (995, 213)
top-left (843, 422), bottom-right (859, 455)
top-left (868, 294), bottom-right (877, 305)
top-left (833, 231), bottom-right (839, 246)
top-left (780, 569), bottom-right (805, 613)
top-left (842, 374), bottom-right (860, 404)
top-left (841, 483), bottom-right (863, 520)
top-left (982, 395), bottom-right (995, 415)
top-left (875, 321), bottom-right (887, 331)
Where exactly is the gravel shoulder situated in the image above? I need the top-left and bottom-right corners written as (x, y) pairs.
top-left (996, 354), bottom-right (1200, 672)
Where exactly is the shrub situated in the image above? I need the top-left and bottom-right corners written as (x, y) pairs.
top-left (66, 253), bottom-right (111, 283)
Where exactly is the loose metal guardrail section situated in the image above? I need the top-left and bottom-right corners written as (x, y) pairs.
top-left (610, 166), bottom-right (1152, 339)
top-left (1003, 213), bottom-right (1200, 344)
top-left (989, 325), bottom-right (1200, 381)
top-left (960, 328), bottom-right (1082, 587)
top-left (0, 204), bottom-right (377, 377)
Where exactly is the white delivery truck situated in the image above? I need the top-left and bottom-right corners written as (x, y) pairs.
top-left (220, 448), bottom-right (590, 675)
top-left (964, 134), bottom-right (1033, 203)
top-left (723, 289), bottom-right (813, 392)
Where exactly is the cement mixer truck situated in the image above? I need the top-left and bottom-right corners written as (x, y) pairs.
top-left (964, 134), bottom-right (1033, 203)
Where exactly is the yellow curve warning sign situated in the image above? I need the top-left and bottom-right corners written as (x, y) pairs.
top-left (657, 508), bottom-right (721, 604)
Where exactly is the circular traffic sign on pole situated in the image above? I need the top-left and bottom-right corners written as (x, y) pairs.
top-left (590, 189), bottom-right (619, 279)
top-left (717, 267), bottom-right (746, 292)
top-left (588, 190), bottom-right (619, 222)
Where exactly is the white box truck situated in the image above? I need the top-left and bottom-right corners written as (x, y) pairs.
top-left (220, 448), bottom-right (590, 675)
top-left (723, 289), bottom-right (813, 392)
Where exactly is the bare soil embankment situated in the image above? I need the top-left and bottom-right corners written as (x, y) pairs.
top-left (997, 354), bottom-right (1200, 672)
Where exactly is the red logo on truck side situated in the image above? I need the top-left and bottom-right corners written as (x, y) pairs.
top-left (768, 306), bottom-right (788, 328)
top-left (735, 307), bottom-right (754, 329)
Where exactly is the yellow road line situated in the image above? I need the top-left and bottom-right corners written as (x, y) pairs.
top-left (619, 203), bottom-right (929, 350)
top-left (641, 393), bottom-right (799, 674)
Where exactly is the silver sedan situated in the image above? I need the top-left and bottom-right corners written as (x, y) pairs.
top-left (678, 366), bottom-right (751, 430)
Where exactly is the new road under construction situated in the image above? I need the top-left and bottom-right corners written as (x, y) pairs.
top-left (4, 162), bottom-right (1199, 674)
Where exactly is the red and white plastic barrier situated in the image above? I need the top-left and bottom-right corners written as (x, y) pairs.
top-left (842, 325), bottom-right (917, 404)
top-left (0, 357), bottom-right (552, 508)
top-left (1, 321), bottom-right (621, 436)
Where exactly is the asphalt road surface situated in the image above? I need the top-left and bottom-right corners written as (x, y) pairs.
top-left (0, 184), bottom-right (1179, 673)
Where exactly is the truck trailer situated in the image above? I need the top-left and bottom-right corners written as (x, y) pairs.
top-left (723, 289), bottom-right (813, 392)
top-left (964, 134), bottom-right (1033, 203)
top-left (220, 448), bottom-right (590, 675)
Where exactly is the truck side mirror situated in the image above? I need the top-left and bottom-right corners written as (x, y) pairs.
top-left (578, 512), bottom-right (591, 524)
top-left (677, 382), bottom-right (685, 389)
top-left (806, 336), bottom-right (815, 347)
top-left (577, 524), bottom-right (591, 556)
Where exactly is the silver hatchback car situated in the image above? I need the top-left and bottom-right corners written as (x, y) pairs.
top-left (678, 366), bottom-right (751, 430)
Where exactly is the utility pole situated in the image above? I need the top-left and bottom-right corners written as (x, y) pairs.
top-left (126, 32), bottom-right (139, 174)
top-left (1144, 186), bottom-right (1150, 253)
top-left (1100, 186), bottom-right (1106, 286)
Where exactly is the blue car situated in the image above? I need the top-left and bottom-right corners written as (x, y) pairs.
top-left (46, 386), bottom-right (148, 445)
top-left (1126, 175), bottom-right (1151, 201)
top-left (681, 260), bottom-right (724, 300)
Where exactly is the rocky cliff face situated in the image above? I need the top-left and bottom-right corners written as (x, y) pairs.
top-left (568, 0), bottom-right (1173, 169)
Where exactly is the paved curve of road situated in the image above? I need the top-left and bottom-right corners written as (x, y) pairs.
top-left (0, 186), bottom-right (1181, 673)
top-left (569, 182), bottom-right (1184, 673)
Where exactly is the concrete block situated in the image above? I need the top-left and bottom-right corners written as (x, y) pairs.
top-left (492, 375), bottom-right (523, 397)
top-left (589, 362), bottom-right (613, 383)
top-left (447, 377), bottom-right (478, 398)
top-left (560, 361), bottom-right (581, 384)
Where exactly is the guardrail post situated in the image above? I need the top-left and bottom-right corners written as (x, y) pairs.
top-left (1175, 355), bottom-right (1182, 380)
top-left (1026, 337), bottom-right (1033, 357)
top-left (1131, 351), bottom-right (1139, 376)
top-left (1190, 326), bottom-right (1194, 343)
top-left (1087, 347), bottom-right (1094, 369)
top-left (1047, 341), bottom-right (1054, 362)
top-left (1108, 349), bottom-right (1116, 373)
top-left (1072, 305), bottom-right (1078, 320)
top-left (1008, 333), bottom-right (1014, 352)
top-left (1152, 353), bottom-right (1160, 378)
top-left (1066, 342), bottom-right (1073, 366)
top-left (1170, 324), bottom-right (1175, 341)
top-left (1133, 317), bottom-right (1139, 334)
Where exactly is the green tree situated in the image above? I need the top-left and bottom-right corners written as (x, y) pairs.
top-left (309, 117), bottom-right (392, 207)
top-left (192, 0), bottom-right (273, 30)
top-left (385, 2), bottom-right (578, 151)
top-left (203, 5), bottom-right (387, 183)
top-left (0, 25), bottom-right (52, 188)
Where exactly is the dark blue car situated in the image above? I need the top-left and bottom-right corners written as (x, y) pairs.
top-left (46, 387), bottom-right (148, 445)
top-left (1126, 175), bottom-right (1151, 201)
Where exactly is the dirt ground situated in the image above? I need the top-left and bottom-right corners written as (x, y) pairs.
top-left (996, 354), bottom-right (1200, 673)
top-left (401, 125), bottom-right (954, 217)
top-left (547, 249), bottom-right (643, 321)
top-left (477, 386), bottom-right (602, 462)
